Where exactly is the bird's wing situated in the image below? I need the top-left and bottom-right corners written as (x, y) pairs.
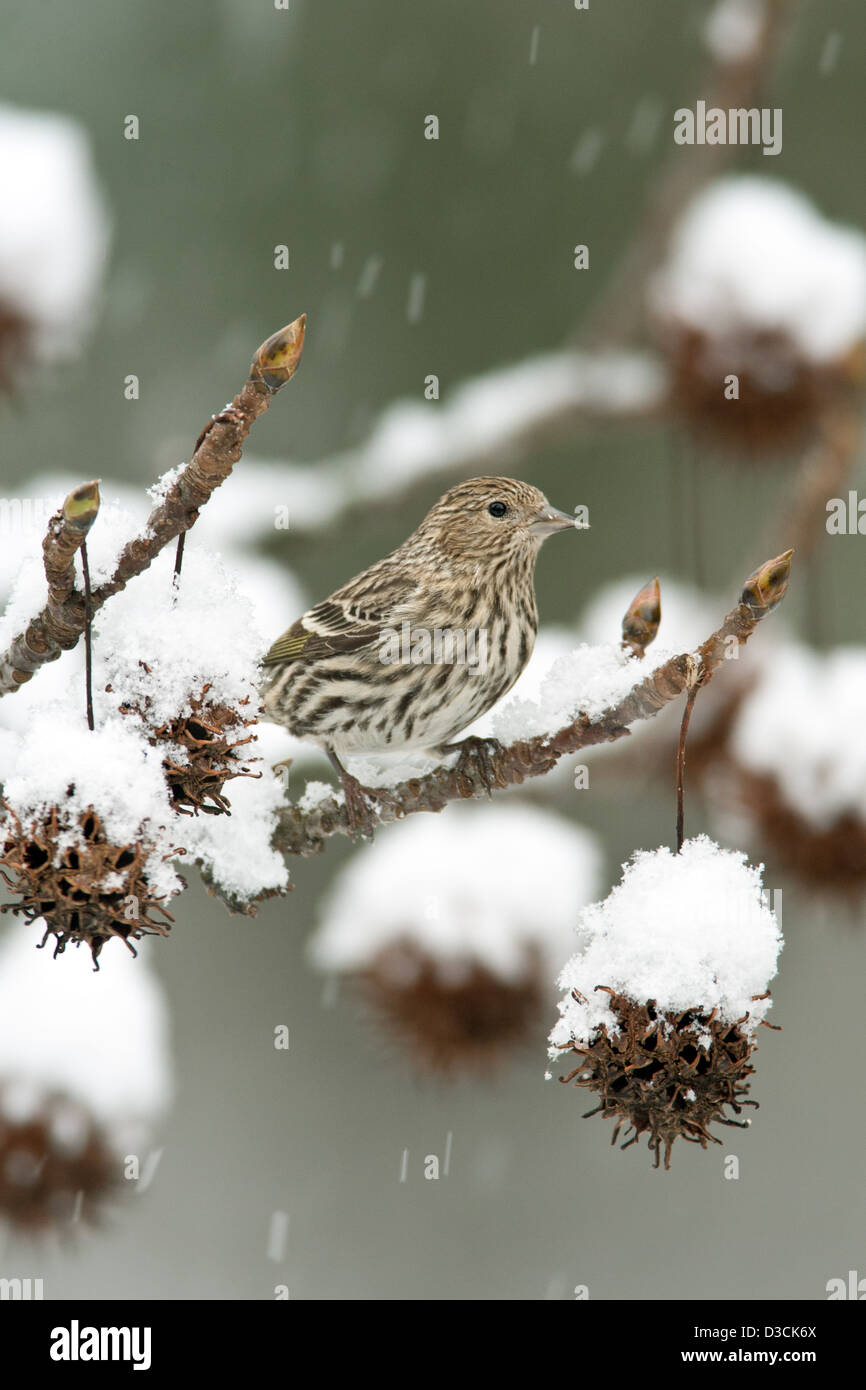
top-left (262, 576), bottom-right (419, 668)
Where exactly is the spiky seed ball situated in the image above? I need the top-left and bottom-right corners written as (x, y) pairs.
top-left (731, 770), bottom-right (866, 898)
top-left (649, 177), bottom-right (866, 457)
top-left (113, 672), bottom-right (260, 816)
top-left (716, 645), bottom-right (866, 896)
top-left (0, 803), bottom-right (177, 964)
top-left (0, 1089), bottom-right (116, 1233)
top-left (556, 988), bottom-right (762, 1169)
top-left (361, 940), bottom-right (545, 1077)
top-left (658, 321), bottom-right (863, 454)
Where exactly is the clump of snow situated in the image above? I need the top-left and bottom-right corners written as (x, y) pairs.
top-left (343, 748), bottom-right (444, 788)
top-left (467, 626), bottom-right (578, 739)
top-left (0, 473), bottom-right (307, 661)
top-left (180, 766), bottom-right (289, 899)
top-left (92, 547), bottom-right (292, 900)
top-left (573, 573), bottom-right (781, 749)
top-left (0, 919), bottom-right (172, 1145)
top-left (0, 706), bottom-right (184, 903)
top-left (95, 547), bottom-right (266, 726)
top-left (212, 550), bottom-right (306, 652)
top-left (309, 801), bottom-right (603, 984)
top-left (0, 104), bottom-right (110, 358)
top-left (651, 177), bottom-right (866, 363)
top-left (0, 491), bottom-right (300, 908)
top-left (0, 488), bottom-right (143, 656)
top-left (703, 0), bottom-right (764, 64)
top-left (550, 836), bottom-right (782, 1054)
top-left (147, 462), bottom-right (187, 506)
top-left (730, 644), bottom-right (866, 828)
top-left (296, 780), bottom-right (338, 814)
top-left (491, 641), bottom-right (680, 743)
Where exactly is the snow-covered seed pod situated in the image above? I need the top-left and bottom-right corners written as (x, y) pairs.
top-left (724, 645), bottom-right (866, 895)
top-left (96, 546), bottom-right (271, 820)
top-left (0, 921), bottom-right (172, 1232)
top-left (550, 837), bottom-right (783, 1169)
top-left (0, 705), bottom-right (185, 964)
top-left (0, 802), bottom-right (179, 964)
top-left (309, 802), bottom-right (603, 1076)
top-left (650, 178), bottom-right (866, 453)
top-left (0, 104), bottom-right (110, 388)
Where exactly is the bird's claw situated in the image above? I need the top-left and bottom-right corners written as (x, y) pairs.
top-left (443, 736), bottom-right (504, 797)
top-left (339, 773), bottom-right (376, 840)
top-left (339, 773), bottom-right (399, 841)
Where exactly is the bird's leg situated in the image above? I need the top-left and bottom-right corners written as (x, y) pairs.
top-left (326, 748), bottom-right (396, 840)
top-left (437, 735), bottom-right (504, 797)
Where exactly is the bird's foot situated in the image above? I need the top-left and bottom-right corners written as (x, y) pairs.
top-left (337, 773), bottom-right (400, 841)
top-left (439, 735), bottom-right (504, 797)
top-left (338, 772), bottom-right (378, 841)
top-left (326, 748), bottom-right (398, 840)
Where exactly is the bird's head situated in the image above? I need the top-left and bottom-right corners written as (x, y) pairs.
top-left (414, 476), bottom-right (577, 567)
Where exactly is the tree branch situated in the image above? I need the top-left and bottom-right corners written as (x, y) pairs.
top-left (575, 0), bottom-right (792, 350)
top-left (756, 403), bottom-right (863, 564)
top-left (273, 550), bottom-right (793, 860)
top-left (0, 481), bottom-right (100, 693)
top-left (0, 316), bottom-right (306, 697)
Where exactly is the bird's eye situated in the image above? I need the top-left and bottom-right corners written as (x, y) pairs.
top-left (488, 501), bottom-right (507, 518)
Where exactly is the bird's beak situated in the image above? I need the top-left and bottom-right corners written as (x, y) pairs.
top-left (529, 504), bottom-right (577, 537)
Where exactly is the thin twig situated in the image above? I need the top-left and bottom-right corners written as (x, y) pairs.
top-left (755, 404), bottom-right (863, 566)
top-left (0, 317), bottom-right (306, 698)
top-left (0, 481), bottom-right (101, 696)
top-left (173, 532), bottom-right (186, 585)
top-left (80, 538), bottom-right (94, 732)
top-left (676, 685), bottom-right (699, 852)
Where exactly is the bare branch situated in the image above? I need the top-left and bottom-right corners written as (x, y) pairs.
top-left (575, 0), bottom-right (792, 350)
top-left (756, 403), bottom-right (863, 564)
top-left (0, 316), bottom-right (306, 698)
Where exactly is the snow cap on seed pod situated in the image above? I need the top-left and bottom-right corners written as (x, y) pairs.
top-left (0, 104), bottom-right (110, 388)
top-left (724, 644), bottom-right (866, 895)
top-left (650, 178), bottom-right (866, 452)
top-left (550, 836), bottom-right (783, 1168)
top-left (0, 919), bottom-right (172, 1232)
top-left (309, 801), bottom-right (603, 1075)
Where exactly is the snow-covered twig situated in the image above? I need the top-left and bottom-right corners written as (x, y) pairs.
top-left (273, 551), bottom-right (793, 862)
top-left (0, 481), bottom-right (100, 693)
top-left (0, 316), bottom-right (306, 698)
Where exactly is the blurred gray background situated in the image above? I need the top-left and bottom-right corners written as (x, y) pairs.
top-left (1, 0), bottom-right (864, 1299)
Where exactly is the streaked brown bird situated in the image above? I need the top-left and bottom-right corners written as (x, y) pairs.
top-left (260, 476), bottom-right (577, 835)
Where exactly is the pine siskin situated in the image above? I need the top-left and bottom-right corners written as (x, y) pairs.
top-left (260, 476), bottom-right (577, 834)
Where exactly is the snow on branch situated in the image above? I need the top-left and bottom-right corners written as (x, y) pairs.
top-left (0, 316), bottom-right (306, 697)
top-left (273, 550), bottom-right (793, 862)
top-left (193, 347), bottom-right (667, 548)
top-left (0, 481), bottom-right (101, 693)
